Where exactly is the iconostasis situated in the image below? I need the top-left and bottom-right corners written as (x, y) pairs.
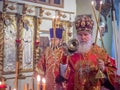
top-left (0, 0), bottom-right (74, 80)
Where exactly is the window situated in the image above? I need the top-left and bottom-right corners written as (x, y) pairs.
top-left (24, 0), bottom-right (64, 8)
top-left (50, 0), bottom-right (64, 7)
top-left (39, 0), bottom-right (46, 2)
top-left (54, 0), bottom-right (61, 4)
top-left (36, 0), bottom-right (49, 5)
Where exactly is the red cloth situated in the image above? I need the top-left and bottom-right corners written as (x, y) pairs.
top-left (66, 53), bottom-right (99, 90)
top-left (0, 84), bottom-right (7, 88)
top-left (115, 75), bottom-right (120, 90)
top-left (36, 47), bottom-right (65, 90)
top-left (62, 44), bottom-right (116, 90)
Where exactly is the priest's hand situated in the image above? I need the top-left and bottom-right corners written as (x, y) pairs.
top-left (98, 59), bottom-right (105, 71)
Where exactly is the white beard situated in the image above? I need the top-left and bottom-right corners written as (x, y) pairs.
top-left (78, 39), bottom-right (93, 54)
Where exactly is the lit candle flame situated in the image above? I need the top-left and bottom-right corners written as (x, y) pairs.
top-left (52, 16), bottom-right (56, 28)
top-left (37, 75), bottom-right (41, 82)
top-left (100, 1), bottom-right (102, 5)
top-left (56, 16), bottom-right (59, 22)
top-left (52, 16), bottom-right (56, 19)
top-left (91, 1), bottom-right (94, 6)
top-left (42, 78), bottom-right (46, 90)
top-left (13, 88), bottom-right (16, 90)
top-left (42, 78), bottom-right (46, 84)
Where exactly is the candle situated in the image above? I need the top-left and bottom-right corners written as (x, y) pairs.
top-left (42, 78), bottom-right (46, 90)
top-left (91, 0), bottom-right (104, 47)
top-left (31, 78), bottom-right (34, 90)
top-left (13, 88), bottom-right (16, 90)
top-left (14, 62), bottom-right (19, 90)
top-left (37, 75), bottom-right (41, 90)
top-left (91, 0), bottom-right (98, 22)
top-left (91, 0), bottom-right (100, 43)
top-left (52, 16), bottom-right (56, 29)
top-left (98, 0), bottom-right (102, 24)
top-left (54, 17), bottom-right (56, 39)
top-left (24, 84), bottom-right (28, 90)
top-left (95, 0), bottom-right (103, 43)
top-left (0, 81), bottom-right (2, 88)
top-left (52, 16), bottom-right (57, 47)
top-left (91, 0), bottom-right (94, 6)
top-left (56, 16), bottom-right (60, 27)
top-left (0, 81), bottom-right (1, 84)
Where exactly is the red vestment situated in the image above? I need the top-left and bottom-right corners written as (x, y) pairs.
top-left (36, 46), bottom-right (64, 90)
top-left (62, 44), bottom-right (117, 90)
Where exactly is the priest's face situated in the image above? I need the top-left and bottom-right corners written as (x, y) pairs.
top-left (77, 31), bottom-right (93, 53)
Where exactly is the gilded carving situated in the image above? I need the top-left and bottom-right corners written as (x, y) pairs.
top-left (3, 1), bottom-right (8, 12)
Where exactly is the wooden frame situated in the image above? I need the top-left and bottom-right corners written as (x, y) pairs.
top-left (0, 13), bottom-right (3, 73)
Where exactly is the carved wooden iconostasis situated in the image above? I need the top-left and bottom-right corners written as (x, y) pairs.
top-left (0, 2), bottom-right (40, 74)
top-left (0, 0), bottom-right (74, 89)
top-left (0, 3), bottom-right (41, 89)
